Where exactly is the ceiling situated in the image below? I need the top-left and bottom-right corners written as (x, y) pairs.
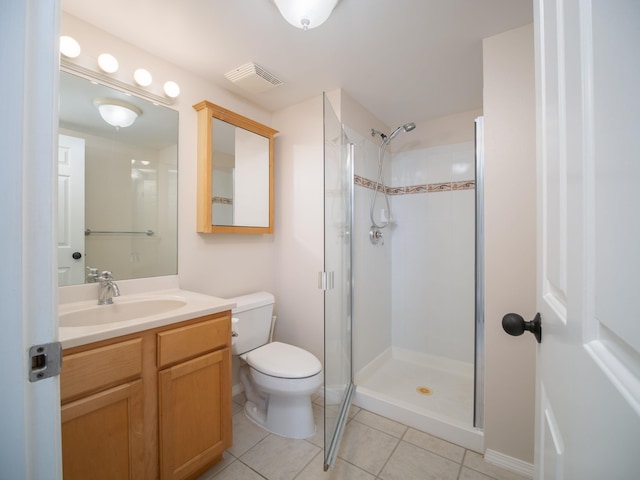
top-left (61, 0), bottom-right (533, 129)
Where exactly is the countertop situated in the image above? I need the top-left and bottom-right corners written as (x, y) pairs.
top-left (59, 288), bottom-right (235, 349)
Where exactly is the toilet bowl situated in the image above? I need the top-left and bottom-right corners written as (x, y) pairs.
top-left (229, 292), bottom-right (323, 439)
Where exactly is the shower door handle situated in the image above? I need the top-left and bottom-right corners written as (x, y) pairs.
top-left (502, 312), bottom-right (542, 343)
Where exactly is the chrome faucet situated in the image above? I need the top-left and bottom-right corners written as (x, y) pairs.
top-left (86, 267), bottom-right (99, 283)
top-left (97, 271), bottom-right (120, 305)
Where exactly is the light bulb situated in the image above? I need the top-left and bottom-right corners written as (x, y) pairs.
top-left (134, 68), bottom-right (152, 87)
top-left (60, 36), bottom-right (81, 58)
top-left (97, 53), bottom-right (119, 74)
top-left (163, 81), bottom-right (180, 98)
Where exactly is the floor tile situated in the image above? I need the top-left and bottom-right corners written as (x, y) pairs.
top-left (296, 451), bottom-right (375, 480)
top-left (378, 441), bottom-right (461, 480)
top-left (196, 451), bottom-right (236, 479)
top-left (352, 410), bottom-right (408, 438)
top-left (306, 403), bottom-right (325, 449)
top-left (403, 428), bottom-right (465, 463)
top-left (227, 411), bottom-right (269, 458)
top-left (240, 434), bottom-right (319, 480)
top-left (337, 420), bottom-right (399, 475)
top-left (459, 466), bottom-right (496, 480)
top-left (463, 451), bottom-right (530, 480)
top-left (203, 459), bottom-right (264, 480)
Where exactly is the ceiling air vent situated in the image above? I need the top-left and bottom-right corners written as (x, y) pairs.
top-left (224, 62), bottom-right (284, 94)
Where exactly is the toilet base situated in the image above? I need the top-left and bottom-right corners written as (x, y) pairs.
top-left (244, 393), bottom-right (316, 439)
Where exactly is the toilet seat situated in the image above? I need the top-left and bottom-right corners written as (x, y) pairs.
top-left (242, 341), bottom-right (322, 379)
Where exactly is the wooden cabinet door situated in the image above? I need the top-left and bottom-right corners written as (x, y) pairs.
top-left (158, 349), bottom-right (232, 480)
top-left (61, 380), bottom-right (144, 480)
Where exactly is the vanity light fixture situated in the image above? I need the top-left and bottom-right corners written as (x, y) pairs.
top-left (97, 53), bottom-right (119, 74)
top-left (94, 97), bottom-right (142, 128)
top-left (60, 36), bottom-right (81, 58)
top-left (134, 68), bottom-right (153, 87)
top-left (59, 35), bottom-right (180, 103)
top-left (273, 0), bottom-right (339, 30)
top-left (163, 81), bottom-right (180, 98)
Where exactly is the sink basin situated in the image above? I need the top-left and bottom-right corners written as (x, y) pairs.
top-left (59, 298), bottom-right (187, 327)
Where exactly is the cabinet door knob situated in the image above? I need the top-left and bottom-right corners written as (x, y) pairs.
top-left (502, 312), bottom-right (542, 343)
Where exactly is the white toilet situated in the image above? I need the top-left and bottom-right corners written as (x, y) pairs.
top-left (229, 292), bottom-right (322, 439)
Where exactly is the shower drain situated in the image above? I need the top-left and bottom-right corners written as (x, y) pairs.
top-left (416, 386), bottom-right (433, 396)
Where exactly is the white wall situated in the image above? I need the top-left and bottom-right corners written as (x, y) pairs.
top-left (483, 24), bottom-right (536, 464)
top-left (271, 97), bottom-right (325, 363)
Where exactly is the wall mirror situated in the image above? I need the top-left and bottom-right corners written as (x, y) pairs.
top-left (58, 70), bottom-right (178, 286)
top-left (193, 100), bottom-right (278, 234)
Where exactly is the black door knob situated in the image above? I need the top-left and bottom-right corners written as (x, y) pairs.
top-left (72, 251), bottom-right (82, 260)
top-left (502, 312), bottom-right (542, 343)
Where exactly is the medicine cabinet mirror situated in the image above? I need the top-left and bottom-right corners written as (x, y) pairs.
top-left (193, 100), bottom-right (277, 234)
top-left (58, 70), bottom-right (178, 286)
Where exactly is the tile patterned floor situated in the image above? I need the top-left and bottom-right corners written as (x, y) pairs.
top-left (197, 394), bottom-right (530, 480)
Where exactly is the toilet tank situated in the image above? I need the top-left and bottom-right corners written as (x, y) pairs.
top-left (228, 291), bottom-right (275, 355)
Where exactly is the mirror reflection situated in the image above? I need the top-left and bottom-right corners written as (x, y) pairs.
top-left (58, 71), bottom-right (178, 286)
top-left (211, 118), bottom-right (270, 227)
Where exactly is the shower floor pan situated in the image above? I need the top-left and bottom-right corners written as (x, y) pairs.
top-left (354, 347), bottom-right (483, 452)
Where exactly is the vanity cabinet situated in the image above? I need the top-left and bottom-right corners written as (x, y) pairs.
top-left (60, 312), bottom-right (232, 480)
top-left (157, 316), bottom-right (232, 479)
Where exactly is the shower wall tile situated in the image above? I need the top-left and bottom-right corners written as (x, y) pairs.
top-left (390, 141), bottom-right (475, 364)
top-left (352, 136), bottom-right (475, 370)
top-left (428, 182), bottom-right (453, 192)
top-left (452, 181), bottom-right (476, 190)
top-left (352, 163), bottom-right (393, 373)
top-left (451, 141), bottom-right (476, 182)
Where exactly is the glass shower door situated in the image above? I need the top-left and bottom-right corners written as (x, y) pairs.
top-left (322, 93), bottom-right (354, 471)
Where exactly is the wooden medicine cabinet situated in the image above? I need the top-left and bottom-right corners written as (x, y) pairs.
top-left (194, 101), bottom-right (278, 234)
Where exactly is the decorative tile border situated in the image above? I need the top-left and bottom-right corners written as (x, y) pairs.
top-left (212, 196), bottom-right (233, 205)
top-left (354, 174), bottom-right (475, 195)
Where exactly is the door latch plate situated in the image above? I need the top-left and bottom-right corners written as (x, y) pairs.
top-left (29, 342), bottom-right (62, 382)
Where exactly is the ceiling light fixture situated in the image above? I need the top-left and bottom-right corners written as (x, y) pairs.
top-left (273, 0), bottom-right (339, 30)
top-left (93, 97), bottom-right (142, 128)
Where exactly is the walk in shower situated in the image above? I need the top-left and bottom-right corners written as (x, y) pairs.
top-left (322, 95), bottom-right (484, 463)
top-left (351, 121), bottom-right (483, 453)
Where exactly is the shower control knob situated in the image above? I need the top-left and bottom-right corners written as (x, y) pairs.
top-left (502, 312), bottom-right (542, 343)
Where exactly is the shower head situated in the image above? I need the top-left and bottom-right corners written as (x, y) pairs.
top-left (387, 122), bottom-right (416, 142)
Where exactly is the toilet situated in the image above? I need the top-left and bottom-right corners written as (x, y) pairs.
top-left (229, 292), bottom-right (322, 439)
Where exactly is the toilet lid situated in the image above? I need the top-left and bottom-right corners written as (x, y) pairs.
top-left (244, 342), bottom-right (322, 379)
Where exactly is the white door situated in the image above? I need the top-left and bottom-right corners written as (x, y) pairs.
top-left (58, 134), bottom-right (86, 286)
top-left (534, 0), bottom-right (640, 478)
top-left (0, 0), bottom-right (62, 478)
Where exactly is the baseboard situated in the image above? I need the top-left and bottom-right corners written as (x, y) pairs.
top-left (484, 449), bottom-right (534, 478)
top-left (232, 383), bottom-right (244, 398)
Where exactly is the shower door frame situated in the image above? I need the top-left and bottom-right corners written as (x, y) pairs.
top-left (474, 116), bottom-right (485, 429)
top-left (322, 93), bottom-right (355, 471)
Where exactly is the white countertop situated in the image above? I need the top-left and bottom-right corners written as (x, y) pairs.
top-left (59, 288), bottom-right (235, 349)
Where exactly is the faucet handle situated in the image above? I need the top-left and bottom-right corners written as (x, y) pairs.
top-left (98, 271), bottom-right (114, 281)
